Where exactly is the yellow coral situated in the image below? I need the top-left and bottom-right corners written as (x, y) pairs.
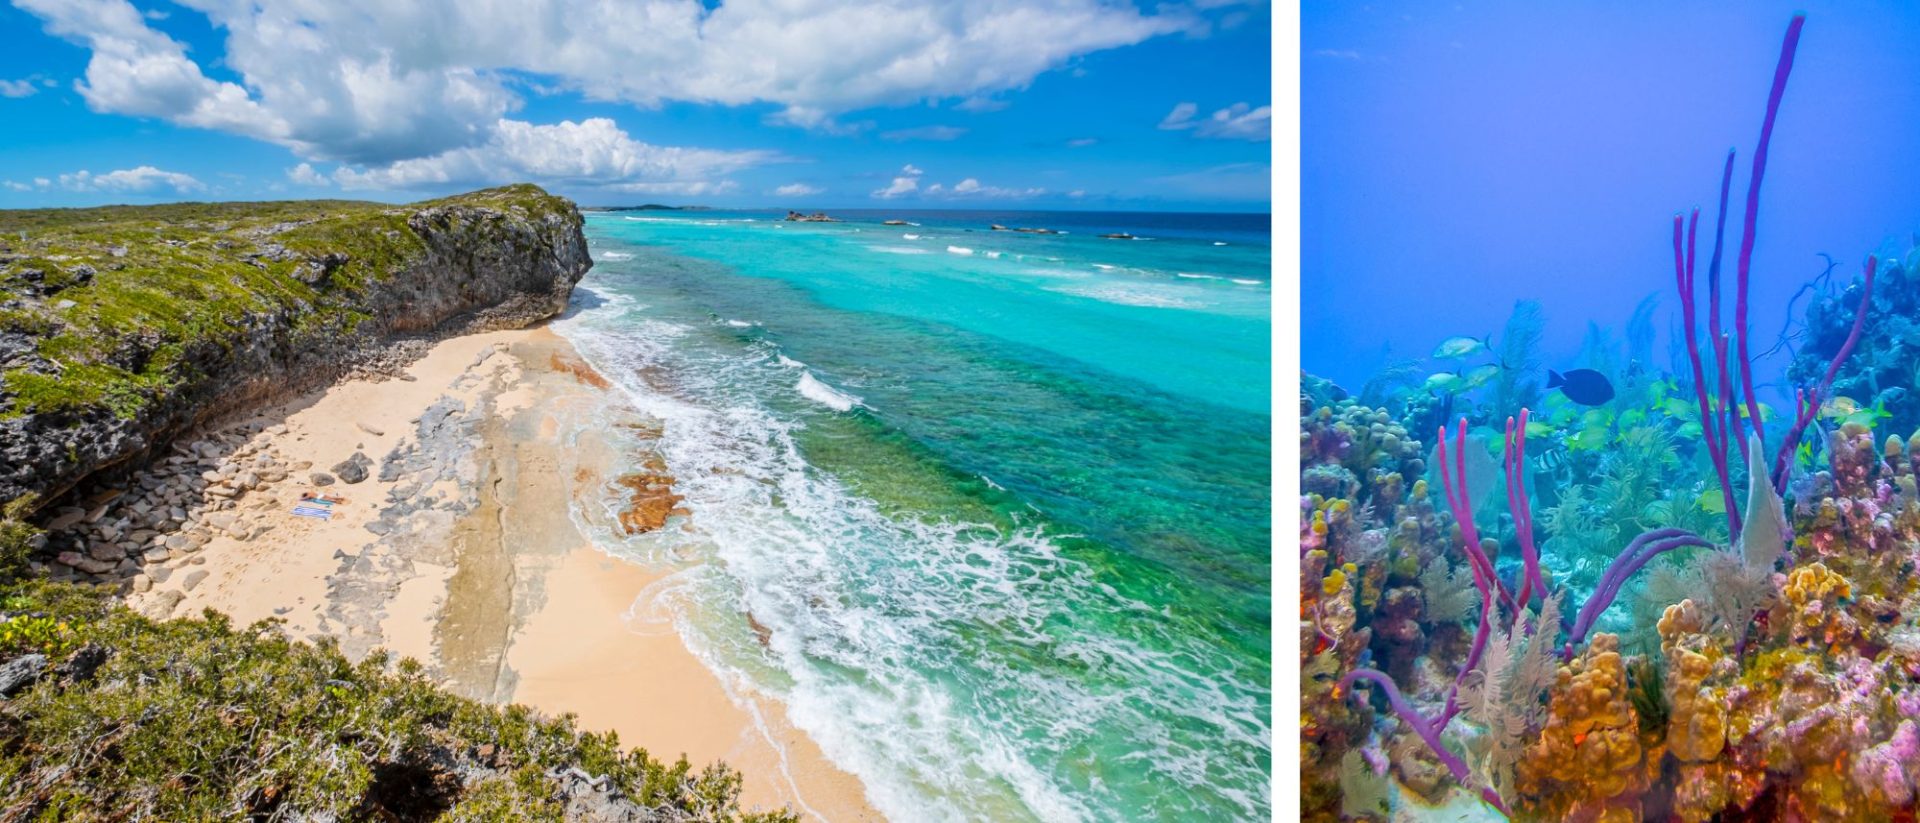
top-left (1777, 562), bottom-right (1854, 647)
top-left (1516, 634), bottom-right (1651, 821)
top-left (1657, 600), bottom-right (1730, 766)
top-left (1323, 567), bottom-right (1348, 596)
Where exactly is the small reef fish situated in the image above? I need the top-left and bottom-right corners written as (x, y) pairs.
top-left (1534, 447), bottom-right (1568, 473)
top-left (1431, 335), bottom-right (1490, 359)
top-left (1459, 363), bottom-right (1502, 390)
top-left (1548, 368), bottom-right (1616, 406)
top-left (1423, 372), bottom-right (1465, 394)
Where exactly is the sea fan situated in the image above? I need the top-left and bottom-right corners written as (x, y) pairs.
top-left (1579, 320), bottom-right (1623, 383)
top-left (1419, 554), bottom-right (1478, 626)
top-left (1459, 592), bottom-right (1564, 803)
top-left (1337, 750), bottom-right (1395, 819)
top-left (1696, 549), bottom-right (1777, 636)
top-left (1493, 300), bottom-right (1545, 417)
top-left (1360, 358), bottom-right (1424, 412)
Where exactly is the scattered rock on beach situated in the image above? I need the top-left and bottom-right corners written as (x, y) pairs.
top-left (138, 590), bottom-right (184, 620)
top-left (332, 452), bottom-right (373, 484)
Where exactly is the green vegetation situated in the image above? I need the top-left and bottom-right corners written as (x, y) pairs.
top-left (0, 184), bottom-right (569, 421)
top-left (0, 496), bottom-right (38, 588)
top-left (0, 514), bottom-right (790, 821)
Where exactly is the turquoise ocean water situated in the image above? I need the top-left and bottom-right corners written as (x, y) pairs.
top-left (553, 209), bottom-right (1270, 821)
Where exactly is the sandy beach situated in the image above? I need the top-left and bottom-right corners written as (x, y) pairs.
top-left (110, 325), bottom-right (880, 820)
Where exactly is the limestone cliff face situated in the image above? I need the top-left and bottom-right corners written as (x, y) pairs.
top-left (0, 185), bottom-right (592, 506)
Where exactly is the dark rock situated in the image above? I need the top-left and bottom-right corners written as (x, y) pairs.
top-left (309, 471), bottom-right (336, 486)
top-left (332, 452), bottom-right (373, 484)
top-left (0, 653), bottom-right (47, 698)
top-left (53, 643), bottom-right (110, 684)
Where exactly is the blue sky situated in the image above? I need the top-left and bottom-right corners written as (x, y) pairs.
top-left (0, 0), bottom-right (1271, 211)
top-left (1304, 1), bottom-right (1920, 394)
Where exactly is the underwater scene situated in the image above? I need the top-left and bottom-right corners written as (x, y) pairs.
top-left (1301, 5), bottom-right (1920, 821)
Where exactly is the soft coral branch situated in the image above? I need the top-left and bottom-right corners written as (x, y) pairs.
top-left (1772, 255), bottom-right (1877, 492)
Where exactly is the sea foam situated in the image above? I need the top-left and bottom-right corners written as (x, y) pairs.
top-left (796, 371), bottom-right (862, 412)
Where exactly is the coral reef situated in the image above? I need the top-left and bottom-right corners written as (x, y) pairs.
top-left (1300, 13), bottom-right (1920, 821)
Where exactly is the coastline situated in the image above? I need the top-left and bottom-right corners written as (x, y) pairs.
top-left (109, 323), bottom-right (879, 821)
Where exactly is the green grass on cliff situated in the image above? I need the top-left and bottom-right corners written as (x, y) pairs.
top-left (0, 516), bottom-right (793, 822)
top-left (0, 184), bottom-right (568, 420)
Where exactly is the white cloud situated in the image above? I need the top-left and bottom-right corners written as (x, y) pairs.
top-left (16, 0), bottom-right (288, 146)
top-left (1158, 102), bottom-right (1199, 130)
top-left (941, 177), bottom-right (1043, 198)
top-left (1311, 48), bottom-right (1362, 60)
top-left (0, 78), bottom-right (39, 98)
top-left (16, 0), bottom-right (1191, 164)
top-left (881, 125), bottom-right (966, 142)
top-left (775, 183), bottom-right (823, 196)
top-left (1066, 137), bottom-right (1097, 147)
top-left (286, 162), bottom-right (329, 186)
top-left (1195, 102), bottom-right (1269, 140)
top-left (954, 96), bottom-right (1010, 113)
top-left (32, 177), bottom-right (49, 188)
top-left (872, 164), bottom-right (924, 199)
top-left (1067, 189), bottom-right (1085, 198)
top-left (2, 181), bottom-right (31, 192)
top-left (331, 117), bottom-right (775, 192)
top-left (877, 168), bottom-right (1040, 200)
top-left (1159, 101), bottom-right (1269, 140)
top-left (57, 165), bottom-right (206, 193)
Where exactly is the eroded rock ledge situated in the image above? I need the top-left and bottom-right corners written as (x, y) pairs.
top-left (0, 184), bottom-right (592, 509)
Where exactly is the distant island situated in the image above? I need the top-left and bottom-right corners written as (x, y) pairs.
top-left (584, 204), bottom-right (711, 212)
top-left (990, 224), bottom-right (1059, 235)
top-left (784, 211), bottom-right (838, 222)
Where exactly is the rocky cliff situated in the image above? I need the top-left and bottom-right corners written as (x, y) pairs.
top-left (0, 185), bottom-right (591, 508)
